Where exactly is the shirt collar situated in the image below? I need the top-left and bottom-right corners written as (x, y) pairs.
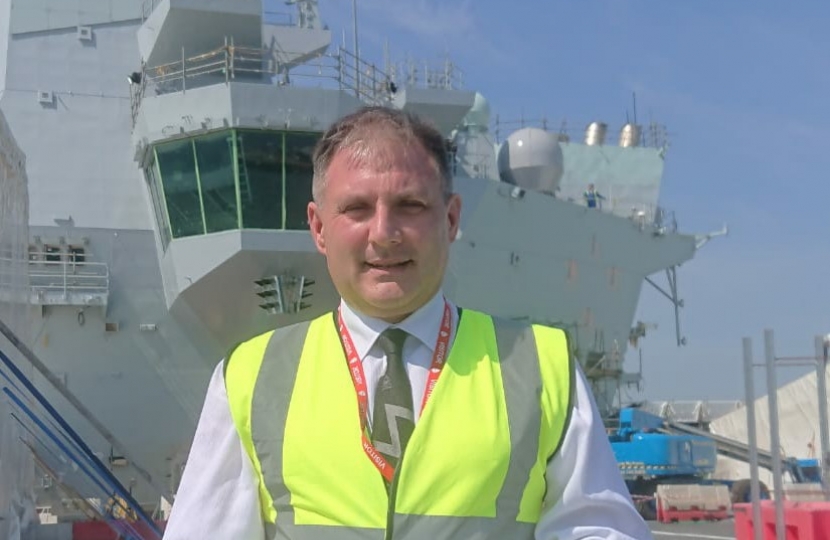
top-left (339, 291), bottom-right (447, 361)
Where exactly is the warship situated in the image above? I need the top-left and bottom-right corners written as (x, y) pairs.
top-left (0, 0), bottom-right (712, 522)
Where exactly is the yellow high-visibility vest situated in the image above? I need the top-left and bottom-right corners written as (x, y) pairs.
top-left (225, 309), bottom-right (573, 540)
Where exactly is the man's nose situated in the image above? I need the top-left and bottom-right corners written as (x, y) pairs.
top-left (368, 205), bottom-right (402, 246)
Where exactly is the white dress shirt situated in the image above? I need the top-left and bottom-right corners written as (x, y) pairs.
top-left (163, 292), bottom-right (652, 540)
top-left (339, 292), bottom-right (457, 424)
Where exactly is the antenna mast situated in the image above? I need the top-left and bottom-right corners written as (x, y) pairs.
top-left (353, 0), bottom-right (360, 93)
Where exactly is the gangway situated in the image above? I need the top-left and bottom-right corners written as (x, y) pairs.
top-left (0, 320), bottom-right (164, 539)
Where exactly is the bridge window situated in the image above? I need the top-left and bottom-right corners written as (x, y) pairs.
top-left (152, 129), bottom-right (320, 239)
top-left (194, 134), bottom-right (238, 233)
top-left (68, 246), bottom-right (85, 264)
top-left (144, 164), bottom-right (172, 250)
top-left (44, 245), bottom-right (61, 262)
top-left (156, 140), bottom-right (203, 238)
top-left (238, 130), bottom-right (284, 230)
top-left (284, 132), bottom-right (316, 230)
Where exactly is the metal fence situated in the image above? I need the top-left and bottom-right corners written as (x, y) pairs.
top-left (129, 37), bottom-right (470, 129)
top-left (561, 198), bottom-right (677, 234)
top-left (130, 41), bottom-right (404, 126)
top-left (0, 253), bottom-right (109, 307)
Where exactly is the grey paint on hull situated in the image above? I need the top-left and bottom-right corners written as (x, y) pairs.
top-left (0, 19), bottom-right (147, 230)
top-left (8, 0), bottom-right (142, 35)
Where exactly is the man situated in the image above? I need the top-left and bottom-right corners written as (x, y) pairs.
top-left (163, 107), bottom-right (651, 539)
top-left (584, 183), bottom-right (606, 209)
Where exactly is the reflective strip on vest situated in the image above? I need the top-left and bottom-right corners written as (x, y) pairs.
top-left (225, 309), bottom-right (573, 539)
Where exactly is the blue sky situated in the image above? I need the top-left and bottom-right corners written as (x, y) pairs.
top-left (290, 0), bottom-right (830, 401)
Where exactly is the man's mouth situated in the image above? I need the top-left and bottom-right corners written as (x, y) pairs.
top-left (365, 260), bottom-right (412, 270)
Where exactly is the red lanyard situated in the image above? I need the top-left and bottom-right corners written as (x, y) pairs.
top-left (337, 300), bottom-right (452, 482)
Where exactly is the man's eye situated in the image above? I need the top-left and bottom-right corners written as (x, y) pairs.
top-left (342, 203), bottom-right (369, 213)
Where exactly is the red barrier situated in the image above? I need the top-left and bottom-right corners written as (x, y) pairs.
top-left (733, 504), bottom-right (752, 540)
top-left (72, 520), bottom-right (166, 540)
top-left (655, 485), bottom-right (731, 523)
top-left (734, 501), bottom-right (830, 540)
top-left (656, 498), bottom-right (730, 523)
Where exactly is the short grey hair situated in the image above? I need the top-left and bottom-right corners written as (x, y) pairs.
top-left (311, 106), bottom-right (453, 203)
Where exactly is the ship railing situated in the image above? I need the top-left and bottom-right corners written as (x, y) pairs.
top-left (572, 199), bottom-right (678, 234)
top-left (263, 10), bottom-right (297, 27)
top-left (130, 42), bottom-right (402, 126)
top-left (385, 57), bottom-right (465, 91)
top-left (611, 201), bottom-right (677, 234)
top-left (0, 254), bottom-right (110, 307)
top-left (129, 73), bottom-right (147, 127)
top-left (336, 47), bottom-right (397, 104)
top-left (492, 116), bottom-right (670, 150)
top-left (140, 3), bottom-right (302, 25)
top-left (0, 253), bottom-right (28, 304)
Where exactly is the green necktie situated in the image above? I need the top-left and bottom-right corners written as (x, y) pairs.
top-left (371, 328), bottom-right (415, 473)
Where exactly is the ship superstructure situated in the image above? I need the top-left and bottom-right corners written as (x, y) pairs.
top-left (0, 0), bottom-right (699, 514)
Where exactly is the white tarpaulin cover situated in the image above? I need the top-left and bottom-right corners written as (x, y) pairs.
top-left (710, 369), bottom-right (828, 485)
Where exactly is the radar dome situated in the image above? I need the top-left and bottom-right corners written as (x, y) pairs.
top-left (497, 127), bottom-right (563, 193)
top-left (462, 92), bottom-right (491, 129)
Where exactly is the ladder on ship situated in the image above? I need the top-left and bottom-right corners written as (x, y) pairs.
top-left (235, 134), bottom-right (253, 204)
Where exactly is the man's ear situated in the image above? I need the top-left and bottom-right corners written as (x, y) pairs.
top-left (446, 193), bottom-right (462, 242)
top-left (308, 201), bottom-right (326, 254)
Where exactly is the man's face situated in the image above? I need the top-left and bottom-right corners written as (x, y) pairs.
top-left (308, 139), bottom-right (461, 322)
